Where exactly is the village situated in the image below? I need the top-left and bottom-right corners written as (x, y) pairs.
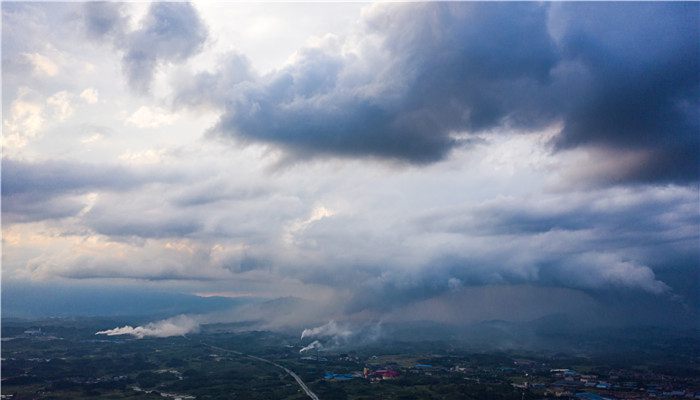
top-left (311, 351), bottom-right (700, 399)
top-left (2, 319), bottom-right (699, 400)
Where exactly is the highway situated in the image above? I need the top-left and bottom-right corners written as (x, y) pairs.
top-left (201, 342), bottom-right (320, 400)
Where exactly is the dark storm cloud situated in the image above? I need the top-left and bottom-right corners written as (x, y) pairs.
top-left (82, 2), bottom-right (208, 92)
top-left (206, 3), bottom-right (558, 164)
top-left (182, 2), bottom-right (698, 183)
top-left (549, 3), bottom-right (700, 183)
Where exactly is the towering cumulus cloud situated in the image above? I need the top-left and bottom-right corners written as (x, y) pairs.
top-left (181, 2), bottom-right (698, 184)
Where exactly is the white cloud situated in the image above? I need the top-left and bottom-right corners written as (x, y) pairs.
top-left (81, 132), bottom-right (104, 144)
top-left (2, 90), bottom-right (45, 149)
top-left (23, 52), bottom-right (58, 76)
top-left (79, 88), bottom-right (99, 104)
top-left (20, 232), bottom-right (232, 282)
top-left (118, 148), bottom-right (167, 164)
top-left (125, 106), bottom-right (179, 129)
top-left (46, 91), bottom-right (74, 121)
top-left (77, 193), bottom-right (100, 217)
top-left (285, 205), bottom-right (336, 245)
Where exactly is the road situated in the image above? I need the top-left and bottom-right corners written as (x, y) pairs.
top-left (201, 342), bottom-right (320, 400)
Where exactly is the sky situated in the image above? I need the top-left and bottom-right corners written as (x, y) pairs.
top-left (2, 2), bottom-right (699, 329)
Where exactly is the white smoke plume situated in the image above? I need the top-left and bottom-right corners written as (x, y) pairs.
top-left (299, 320), bottom-right (384, 350)
top-left (96, 315), bottom-right (200, 339)
top-left (300, 320), bottom-right (352, 340)
top-left (299, 340), bottom-right (323, 353)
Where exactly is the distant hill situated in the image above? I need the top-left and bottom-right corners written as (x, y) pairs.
top-left (377, 315), bottom-right (700, 356)
top-left (1, 282), bottom-right (253, 319)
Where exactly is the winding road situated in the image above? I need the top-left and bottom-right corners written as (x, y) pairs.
top-left (201, 342), bottom-right (320, 400)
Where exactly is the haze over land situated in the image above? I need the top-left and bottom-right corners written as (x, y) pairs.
top-left (2, 2), bottom-right (698, 338)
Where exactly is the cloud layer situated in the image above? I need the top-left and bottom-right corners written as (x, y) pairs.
top-left (2, 2), bottom-right (698, 328)
top-left (1, 158), bottom-right (171, 223)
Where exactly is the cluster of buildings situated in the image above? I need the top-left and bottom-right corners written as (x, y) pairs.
top-left (531, 367), bottom-right (700, 399)
top-left (312, 350), bottom-right (699, 399)
top-left (323, 367), bottom-right (401, 382)
top-left (365, 368), bottom-right (400, 381)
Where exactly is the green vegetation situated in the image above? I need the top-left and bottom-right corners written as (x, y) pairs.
top-left (2, 319), bottom-right (699, 400)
